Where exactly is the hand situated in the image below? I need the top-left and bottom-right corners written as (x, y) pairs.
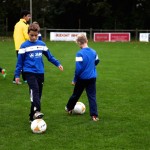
top-left (71, 81), bottom-right (76, 86)
top-left (58, 65), bottom-right (63, 71)
top-left (15, 78), bottom-right (20, 84)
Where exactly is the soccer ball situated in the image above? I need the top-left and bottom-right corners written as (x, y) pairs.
top-left (72, 102), bottom-right (86, 114)
top-left (31, 119), bottom-right (47, 133)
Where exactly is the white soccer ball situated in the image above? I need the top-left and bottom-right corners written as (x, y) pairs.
top-left (31, 119), bottom-right (47, 133)
top-left (73, 102), bottom-right (86, 114)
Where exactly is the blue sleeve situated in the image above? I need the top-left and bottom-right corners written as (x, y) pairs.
top-left (73, 52), bottom-right (83, 82)
top-left (15, 54), bottom-right (25, 78)
top-left (43, 49), bottom-right (61, 67)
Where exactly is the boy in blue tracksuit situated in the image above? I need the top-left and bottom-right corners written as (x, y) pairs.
top-left (65, 33), bottom-right (100, 121)
top-left (15, 23), bottom-right (63, 123)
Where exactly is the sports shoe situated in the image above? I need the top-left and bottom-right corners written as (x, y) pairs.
top-left (12, 81), bottom-right (22, 84)
top-left (33, 111), bottom-right (44, 119)
top-left (65, 106), bottom-right (72, 114)
top-left (29, 120), bottom-right (33, 124)
top-left (1, 69), bottom-right (6, 78)
top-left (92, 116), bottom-right (99, 121)
top-left (24, 80), bottom-right (27, 83)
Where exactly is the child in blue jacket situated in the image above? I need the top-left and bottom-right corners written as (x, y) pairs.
top-left (15, 23), bottom-right (63, 123)
top-left (65, 33), bottom-right (100, 121)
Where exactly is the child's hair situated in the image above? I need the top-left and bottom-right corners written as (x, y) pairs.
top-left (32, 21), bottom-right (40, 31)
top-left (28, 23), bottom-right (40, 33)
top-left (76, 33), bottom-right (88, 45)
top-left (33, 21), bottom-right (39, 25)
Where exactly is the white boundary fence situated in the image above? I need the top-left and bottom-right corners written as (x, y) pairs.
top-left (40, 28), bottom-right (150, 41)
top-left (1, 28), bottom-right (150, 42)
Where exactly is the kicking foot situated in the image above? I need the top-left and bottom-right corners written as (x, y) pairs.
top-left (65, 106), bottom-right (72, 114)
top-left (33, 111), bottom-right (44, 119)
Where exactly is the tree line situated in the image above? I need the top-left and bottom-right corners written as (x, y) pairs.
top-left (0, 0), bottom-right (150, 32)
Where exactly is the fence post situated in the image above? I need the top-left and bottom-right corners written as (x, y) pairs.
top-left (90, 28), bottom-right (92, 40)
top-left (44, 27), bottom-right (47, 40)
top-left (135, 28), bottom-right (138, 41)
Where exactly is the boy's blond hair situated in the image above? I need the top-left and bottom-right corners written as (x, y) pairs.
top-left (76, 33), bottom-right (88, 45)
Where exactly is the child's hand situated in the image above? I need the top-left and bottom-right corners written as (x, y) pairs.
top-left (15, 78), bottom-right (20, 85)
top-left (58, 65), bottom-right (63, 71)
top-left (71, 81), bottom-right (75, 86)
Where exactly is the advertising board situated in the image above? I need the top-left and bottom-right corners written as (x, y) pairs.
top-left (94, 33), bottom-right (130, 42)
top-left (50, 32), bottom-right (86, 41)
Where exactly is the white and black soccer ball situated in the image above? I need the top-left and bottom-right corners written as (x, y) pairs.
top-left (73, 102), bottom-right (86, 114)
top-left (31, 119), bottom-right (47, 133)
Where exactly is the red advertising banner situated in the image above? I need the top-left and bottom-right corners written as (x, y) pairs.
top-left (94, 33), bottom-right (109, 42)
top-left (94, 33), bottom-right (130, 42)
top-left (110, 33), bottom-right (130, 42)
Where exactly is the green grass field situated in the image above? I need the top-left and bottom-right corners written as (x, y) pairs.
top-left (0, 40), bottom-right (150, 150)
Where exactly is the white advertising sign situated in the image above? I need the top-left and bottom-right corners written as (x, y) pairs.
top-left (139, 33), bottom-right (150, 42)
top-left (50, 32), bottom-right (86, 41)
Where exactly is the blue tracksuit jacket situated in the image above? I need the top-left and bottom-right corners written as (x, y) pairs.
top-left (15, 40), bottom-right (61, 78)
top-left (73, 47), bottom-right (99, 82)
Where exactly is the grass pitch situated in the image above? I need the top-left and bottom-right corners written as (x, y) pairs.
top-left (0, 40), bottom-right (150, 150)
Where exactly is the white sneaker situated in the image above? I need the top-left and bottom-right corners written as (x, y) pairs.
top-left (33, 111), bottom-right (44, 119)
top-left (24, 80), bottom-right (27, 83)
top-left (12, 81), bottom-right (22, 84)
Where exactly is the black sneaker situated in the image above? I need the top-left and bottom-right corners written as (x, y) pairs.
top-left (65, 106), bottom-right (72, 114)
top-left (33, 111), bottom-right (44, 119)
top-left (29, 120), bottom-right (33, 124)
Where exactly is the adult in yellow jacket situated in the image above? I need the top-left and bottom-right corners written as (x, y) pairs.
top-left (13, 10), bottom-right (31, 84)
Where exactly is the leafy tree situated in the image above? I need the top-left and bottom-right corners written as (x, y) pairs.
top-left (0, 0), bottom-right (150, 32)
